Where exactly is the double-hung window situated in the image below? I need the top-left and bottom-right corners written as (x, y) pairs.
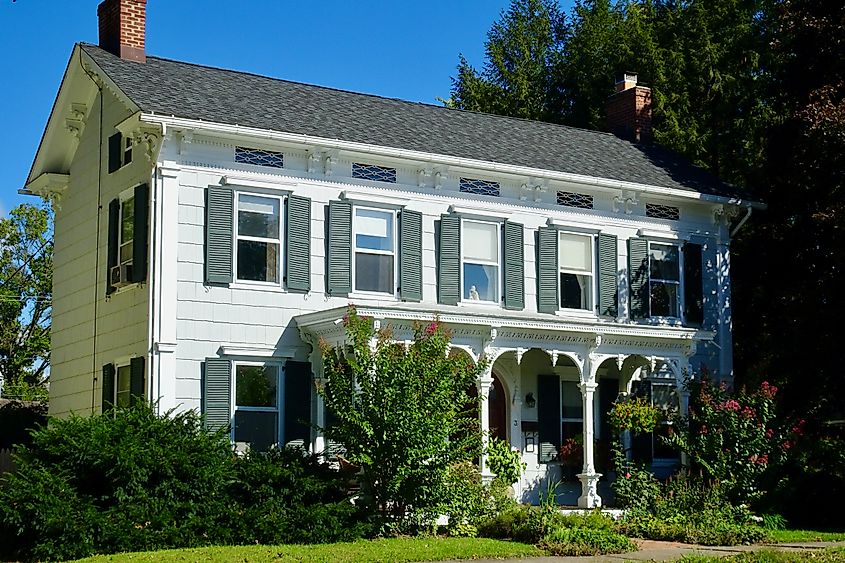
top-left (235, 193), bottom-right (282, 284)
top-left (119, 197), bottom-right (135, 269)
top-left (115, 364), bottom-right (131, 408)
top-left (462, 220), bottom-right (500, 303)
top-left (631, 380), bottom-right (680, 468)
top-left (558, 232), bottom-right (594, 311)
top-left (649, 243), bottom-right (680, 318)
top-left (233, 363), bottom-right (280, 451)
top-left (353, 207), bottom-right (396, 294)
top-left (560, 380), bottom-right (583, 442)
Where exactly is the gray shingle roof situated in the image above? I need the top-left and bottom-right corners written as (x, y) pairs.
top-left (83, 43), bottom-right (743, 199)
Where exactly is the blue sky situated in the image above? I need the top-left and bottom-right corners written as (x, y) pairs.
top-left (1, 0), bottom-right (574, 218)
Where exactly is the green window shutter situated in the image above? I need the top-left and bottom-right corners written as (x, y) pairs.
top-left (502, 221), bottom-right (524, 310)
top-left (536, 226), bottom-right (559, 314)
top-left (108, 133), bottom-right (122, 173)
top-left (129, 356), bottom-right (145, 406)
top-left (537, 374), bottom-right (561, 464)
top-left (683, 242), bottom-right (704, 325)
top-left (285, 195), bottom-right (311, 292)
top-left (106, 198), bottom-right (120, 295)
top-left (283, 360), bottom-right (312, 447)
top-left (131, 183), bottom-right (149, 283)
top-left (205, 185), bottom-right (234, 285)
top-left (437, 214), bottom-right (460, 306)
top-left (327, 200), bottom-right (352, 295)
top-left (102, 363), bottom-right (116, 413)
top-left (628, 237), bottom-right (650, 319)
top-left (399, 209), bottom-right (423, 302)
top-left (597, 233), bottom-right (618, 317)
top-left (203, 358), bottom-right (231, 432)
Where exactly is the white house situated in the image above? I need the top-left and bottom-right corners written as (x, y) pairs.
top-left (23, 0), bottom-right (763, 507)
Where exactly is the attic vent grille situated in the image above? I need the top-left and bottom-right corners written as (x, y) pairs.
top-left (459, 177), bottom-right (501, 197)
top-left (556, 191), bottom-right (594, 209)
top-left (235, 146), bottom-right (284, 168)
top-left (352, 163), bottom-right (397, 183)
top-left (646, 203), bottom-right (680, 221)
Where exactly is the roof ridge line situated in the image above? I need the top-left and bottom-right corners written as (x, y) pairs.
top-left (78, 42), bottom-right (620, 139)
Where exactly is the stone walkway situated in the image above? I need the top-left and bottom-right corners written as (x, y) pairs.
top-left (437, 540), bottom-right (845, 562)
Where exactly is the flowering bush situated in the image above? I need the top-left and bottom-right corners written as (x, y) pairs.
top-left (319, 307), bottom-right (484, 523)
top-left (665, 377), bottom-right (787, 504)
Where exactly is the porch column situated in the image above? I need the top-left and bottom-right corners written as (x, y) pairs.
top-left (314, 378), bottom-right (326, 456)
top-left (478, 365), bottom-right (495, 483)
top-left (577, 380), bottom-right (602, 508)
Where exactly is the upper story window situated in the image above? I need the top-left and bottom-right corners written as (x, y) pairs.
top-left (233, 363), bottom-right (280, 451)
top-left (646, 203), bottom-right (680, 221)
top-left (649, 243), bottom-right (680, 318)
top-left (119, 197), bottom-right (135, 268)
top-left (353, 207), bottom-right (396, 294)
top-left (558, 232), bottom-right (594, 311)
top-left (235, 193), bottom-right (282, 284)
top-left (557, 191), bottom-right (594, 210)
top-left (352, 162), bottom-right (397, 183)
top-left (462, 219), bottom-right (500, 303)
top-left (108, 132), bottom-right (132, 173)
top-left (460, 177), bottom-right (501, 197)
top-left (235, 146), bottom-right (284, 168)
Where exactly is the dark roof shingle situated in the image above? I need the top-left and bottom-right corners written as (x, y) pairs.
top-left (83, 43), bottom-right (743, 199)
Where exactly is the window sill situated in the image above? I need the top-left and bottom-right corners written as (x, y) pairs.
top-left (458, 300), bottom-right (501, 308)
top-left (229, 281), bottom-right (286, 293)
top-left (555, 309), bottom-right (598, 321)
top-left (108, 282), bottom-right (142, 297)
top-left (347, 291), bottom-right (398, 301)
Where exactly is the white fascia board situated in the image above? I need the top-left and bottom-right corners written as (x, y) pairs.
top-left (139, 114), bottom-right (765, 210)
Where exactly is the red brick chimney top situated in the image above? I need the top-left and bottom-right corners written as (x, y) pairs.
top-left (98, 0), bottom-right (147, 63)
top-left (606, 72), bottom-right (652, 143)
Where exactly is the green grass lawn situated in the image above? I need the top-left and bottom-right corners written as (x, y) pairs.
top-left (67, 537), bottom-right (543, 563)
top-left (767, 530), bottom-right (845, 543)
top-left (680, 547), bottom-right (845, 562)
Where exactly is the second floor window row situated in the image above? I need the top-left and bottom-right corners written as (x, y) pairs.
top-left (202, 188), bottom-right (705, 325)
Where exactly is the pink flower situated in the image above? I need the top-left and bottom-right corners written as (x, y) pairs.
top-left (741, 406), bottom-right (756, 419)
top-left (792, 419), bottom-right (806, 436)
top-left (765, 428), bottom-right (775, 440)
top-left (760, 381), bottom-right (778, 399)
top-left (720, 399), bottom-right (741, 412)
top-left (782, 440), bottom-right (793, 451)
top-left (700, 425), bottom-right (709, 435)
top-left (625, 473), bottom-right (631, 479)
top-left (758, 454), bottom-right (769, 465)
top-left (424, 321), bottom-right (440, 337)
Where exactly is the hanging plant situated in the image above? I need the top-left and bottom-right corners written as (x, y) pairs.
top-left (608, 397), bottom-right (660, 434)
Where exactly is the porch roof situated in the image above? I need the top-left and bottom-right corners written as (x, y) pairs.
top-left (295, 304), bottom-right (712, 362)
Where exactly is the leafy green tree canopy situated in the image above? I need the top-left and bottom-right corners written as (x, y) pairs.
top-left (318, 308), bottom-right (484, 521)
top-left (0, 203), bottom-right (52, 398)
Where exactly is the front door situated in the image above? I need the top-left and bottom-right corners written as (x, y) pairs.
top-left (489, 373), bottom-right (508, 441)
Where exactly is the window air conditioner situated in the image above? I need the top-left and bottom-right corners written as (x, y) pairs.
top-left (110, 264), bottom-right (133, 288)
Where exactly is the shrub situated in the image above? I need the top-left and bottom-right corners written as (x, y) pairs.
top-left (487, 436), bottom-right (525, 486)
top-left (225, 447), bottom-right (368, 545)
top-left (617, 473), bottom-right (770, 546)
top-left (540, 527), bottom-right (636, 556)
top-left (666, 377), bottom-right (782, 504)
top-left (0, 404), bottom-right (367, 562)
top-left (319, 308), bottom-right (484, 523)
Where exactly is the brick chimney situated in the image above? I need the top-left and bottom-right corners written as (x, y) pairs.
top-left (605, 72), bottom-right (652, 143)
top-left (98, 0), bottom-right (147, 63)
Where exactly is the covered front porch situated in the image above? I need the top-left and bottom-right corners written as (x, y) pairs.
top-left (296, 304), bottom-right (711, 508)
